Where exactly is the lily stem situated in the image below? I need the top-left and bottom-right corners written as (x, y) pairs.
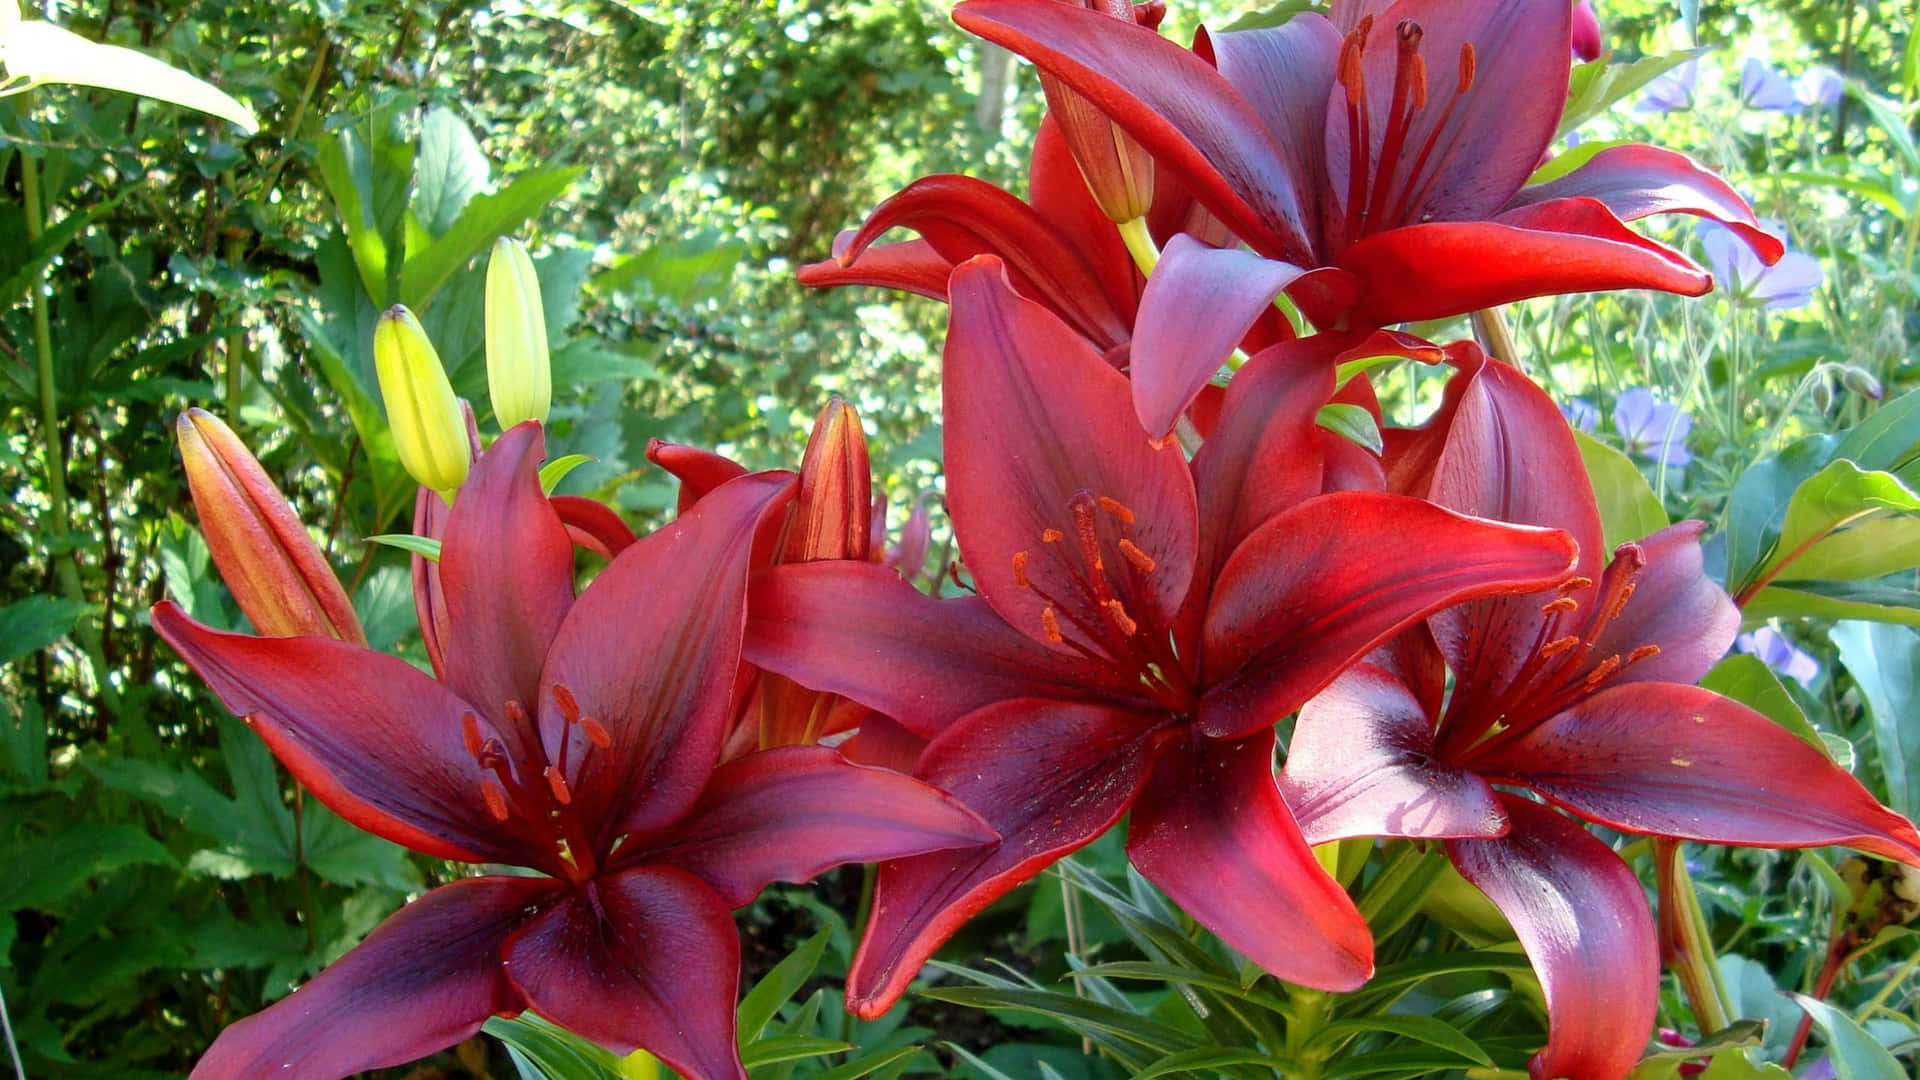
top-left (1116, 216), bottom-right (1160, 279)
top-left (1470, 306), bottom-right (1519, 362)
top-left (1656, 839), bottom-right (1735, 1034)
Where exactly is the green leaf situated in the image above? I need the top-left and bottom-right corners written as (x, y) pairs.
top-left (739, 1036), bottom-right (853, 1069)
top-left (1574, 430), bottom-right (1669, 548)
top-left (1627, 1021), bottom-right (1768, 1079)
top-left (1778, 172), bottom-right (1911, 221)
top-left (1848, 87), bottom-right (1920, 175)
top-left (0, 594), bottom-right (91, 669)
top-left (0, 194), bottom-right (118, 309)
top-left (1700, 655), bottom-right (1826, 753)
top-left (0, 823), bottom-right (177, 913)
top-left (1723, 434), bottom-right (1841, 592)
top-left (1131, 1048), bottom-right (1294, 1079)
top-left (3, 20), bottom-right (258, 132)
top-left (484, 1014), bottom-right (620, 1080)
top-left (1745, 581), bottom-right (1920, 629)
top-left (593, 234), bottom-right (749, 305)
top-left (738, 929), bottom-right (829, 1043)
top-left (916, 986), bottom-right (1199, 1053)
top-left (1318, 403), bottom-right (1384, 455)
top-left (1764, 461), bottom-right (1920, 584)
top-left (399, 166), bottom-right (583, 310)
top-left (1782, 516), bottom-right (1920, 582)
top-left (1067, 961), bottom-right (1289, 1013)
top-left (1834, 386), bottom-right (1920, 479)
top-left (414, 106), bottom-right (492, 235)
top-left (1311, 1015), bottom-right (1492, 1067)
top-left (1559, 49), bottom-right (1706, 137)
top-left (299, 803), bottom-right (423, 892)
top-left (540, 454), bottom-right (597, 496)
top-left (365, 533), bottom-right (442, 561)
top-left (803, 1046), bottom-right (924, 1080)
top-left (1829, 621), bottom-right (1920, 820)
top-left (1786, 994), bottom-right (1907, 1080)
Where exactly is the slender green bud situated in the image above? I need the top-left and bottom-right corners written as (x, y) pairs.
top-left (484, 236), bottom-right (552, 428)
top-left (373, 305), bottom-right (469, 495)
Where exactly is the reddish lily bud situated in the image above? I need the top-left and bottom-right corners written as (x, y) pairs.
top-left (177, 408), bottom-right (365, 644)
top-left (1040, 0), bottom-right (1158, 222)
top-left (784, 396), bottom-right (872, 563)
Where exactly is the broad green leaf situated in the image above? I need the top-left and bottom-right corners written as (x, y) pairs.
top-left (1312, 1015), bottom-right (1493, 1067)
top-left (1700, 655), bottom-right (1826, 753)
top-left (299, 803), bottom-right (422, 892)
top-left (1132, 1048), bottom-right (1294, 1079)
top-left (1833, 385), bottom-right (1920, 480)
top-left (485, 1014), bottom-right (620, 1080)
top-left (1067, 962), bottom-right (1289, 1013)
top-left (1627, 1021), bottom-right (1768, 1079)
top-left (1318, 402), bottom-right (1384, 454)
top-left (365, 533), bottom-right (442, 561)
top-left (2, 20), bottom-right (258, 132)
top-left (1723, 433), bottom-right (1840, 592)
top-left (0, 823), bottom-right (178, 912)
top-left (737, 929), bottom-right (829, 1043)
top-left (1778, 172), bottom-right (1911, 221)
top-left (1560, 49), bottom-right (1706, 136)
top-left (916, 986), bottom-right (1199, 1053)
top-left (1745, 582), bottom-right (1920, 629)
top-left (399, 166), bottom-right (582, 310)
top-left (1528, 138), bottom-right (1635, 185)
top-left (414, 106), bottom-right (491, 235)
top-left (0, 195), bottom-right (117, 309)
top-left (739, 1036), bottom-right (853, 1069)
top-left (1787, 994), bottom-right (1907, 1080)
top-left (1700, 1053), bottom-right (1793, 1079)
top-left (540, 454), bottom-right (597, 495)
top-left (1575, 430), bottom-right (1669, 548)
top-left (1782, 516), bottom-right (1920, 582)
top-left (594, 234), bottom-right (749, 305)
top-left (1829, 621), bottom-right (1920, 819)
top-left (1764, 461), bottom-right (1920, 584)
top-left (0, 594), bottom-right (91, 669)
top-left (804, 1046), bottom-right (923, 1080)
top-left (1848, 86), bottom-right (1920, 174)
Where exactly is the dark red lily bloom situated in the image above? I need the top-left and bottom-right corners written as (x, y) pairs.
top-left (1280, 353), bottom-right (1920, 1080)
top-left (153, 424), bottom-right (994, 1080)
top-left (746, 255), bottom-right (1580, 1016)
top-left (954, 0), bottom-right (1783, 329)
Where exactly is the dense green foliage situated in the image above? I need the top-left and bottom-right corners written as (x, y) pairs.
top-left (3, 0), bottom-right (1919, 1077)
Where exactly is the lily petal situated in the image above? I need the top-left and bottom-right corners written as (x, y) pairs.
top-left (846, 700), bottom-right (1162, 1018)
top-left (439, 422), bottom-right (578, 766)
top-left (955, 0), bottom-right (1315, 262)
top-left (1447, 796), bottom-right (1658, 1080)
top-left (746, 561), bottom-right (1151, 738)
top-left (413, 484), bottom-right (453, 678)
top-left (1340, 197), bottom-right (1711, 325)
top-left (1027, 112), bottom-right (1142, 321)
top-left (1507, 144), bottom-right (1783, 263)
top-left (505, 866), bottom-right (745, 1080)
top-left (540, 472), bottom-right (795, 848)
top-left (644, 438), bottom-right (750, 514)
top-left (1472, 682), bottom-right (1920, 865)
top-left (1199, 491), bottom-right (1577, 739)
top-left (190, 876), bottom-right (554, 1080)
top-left (152, 603), bottom-right (552, 868)
top-left (1129, 728), bottom-right (1374, 991)
top-left (550, 495), bottom-right (637, 560)
top-left (943, 256), bottom-right (1198, 654)
top-left (798, 235), bottom-right (954, 302)
top-left (1584, 523), bottom-right (1739, 687)
top-left (1130, 235), bottom-right (1307, 440)
top-left (1283, 664), bottom-right (1505, 844)
top-left (639, 745), bottom-right (996, 907)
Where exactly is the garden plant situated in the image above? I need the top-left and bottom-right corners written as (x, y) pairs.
top-left (4, 1), bottom-right (1920, 1079)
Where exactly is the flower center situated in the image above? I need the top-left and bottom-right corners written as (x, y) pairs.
top-left (459, 682), bottom-right (612, 881)
top-left (1007, 489), bottom-right (1194, 711)
top-left (1336, 16), bottom-right (1478, 245)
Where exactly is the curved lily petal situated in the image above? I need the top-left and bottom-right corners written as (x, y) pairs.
top-left (190, 876), bottom-right (554, 1080)
top-left (1130, 234), bottom-right (1306, 440)
top-left (1584, 522), bottom-right (1740, 687)
top-left (439, 422), bottom-right (577, 767)
top-left (644, 438), bottom-right (749, 514)
top-left (1027, 113), bottom-right (1141, 321)
top-left (638, 745), bottom-right (996, 907)
top-left (846, 700), bottom-right (1162, 1018)
top-left (505, 866), bottom-right (745, 1080)
top-left (798, 235), bottom-right (954, 301)
top-left (413, 484), bottom-right (453, 677)
top-left (1508, 144), bottom-right (1783, 263)
top-left (1284, 664), bottom-right (1505, 844)
top-left (745, 561), bottom-right (1151, 737)
top-left (540, 472), bottom-right (795, 848)
top-left (1473, 682), bottom-right (1920, 865)
top-left (1447, 796), bottom-right (1658, 1080)
top-left (550, 495), bottom-right (637, 560)
top-left (1199, 491), bottom-right (1577, 739)
top-left (944, 256), bottom-right (1198, 655)
top-left (955, 0), bottom-right (1315, 262)
top-left (1129, 728), bottom-right (1374, 991)
top-left (1341, 197), bottom-right (1711, 325)
top-left (152, 604), bottom-right (552, 868)
top-left (1193, 14), bottom-right (1342, 242)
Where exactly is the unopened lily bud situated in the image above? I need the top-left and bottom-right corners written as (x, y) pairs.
top-left (484, 237), bottom-right (552, 428)
top-left (1838, 364), bottom-right (1885, 401)
top-left (1041, 0), bottom-right (1156, 222)
top-left (177, 408), bottom-right (365, 644)
top-left (785, 396), bottom-right (872, 562)
top-left (374, 305), bottom-right (469, 495)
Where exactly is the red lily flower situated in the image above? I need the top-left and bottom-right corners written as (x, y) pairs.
top-left (953, 0), bottom-right (1783, 329)
top-left (1280, 353), bottom-right (1920, 1080)
top-left (746, 255), bottom-right (1580, 1016)
top-left (152, 424), bottom-right (994, 1080)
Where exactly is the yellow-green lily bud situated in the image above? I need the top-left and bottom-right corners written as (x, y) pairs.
top-left (485, 236), bottom-right (552, 428)
top-left (617, 1049), bottom-right (660, 1080)
top-left (373, 305), bottom-right (469, 495)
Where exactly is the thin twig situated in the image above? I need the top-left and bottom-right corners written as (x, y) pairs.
top-left (0, 981), bottom-right (25, 1080)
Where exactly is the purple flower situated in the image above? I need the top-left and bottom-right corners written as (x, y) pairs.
top-left (1736, 626), bottom-right (1821, 689)
top-left (1613, 388), bottom-right (1692, 468)
top-left (1637, 58), bottom-right (1699, 113)
top-left (1698, 218), bottom-right (1823, 310)
top-left (1740, 57), bottom-right (1802, 113)
top-left (1796, 67), bottom-right (1845, 110)
top-left (1561, 398), bottom-right (1599, 433)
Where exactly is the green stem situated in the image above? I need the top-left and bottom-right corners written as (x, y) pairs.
top-left (1656, 839), bottom-right (1734, 1033)
top-left (1470, 307), bottom-right (1518, 362)
top-left (1116, 216), bottom-right (1160, 278)
top-left (1282, 986), bottom-right (1333, 1080)
top-left (223, 228), bottom-right (247, 414)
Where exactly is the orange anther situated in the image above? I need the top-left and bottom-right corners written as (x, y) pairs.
top-left (1106, 599), bottom-right (1138, 637)
top-left (1583, 655), bottom-right (1622, 687)
top-left (1408, 53), bottom-right (1428, 111)
top-left (1539, 635), bottom-right (1582, 658)
top-left (1627, 644), bottom-right (1663, 664)
top-left (1458, 42), bottom-right (1476, 93)
top-left (460, 712), bottom-right (484, 758)
top-left (1560, 576), bottom-right (1595, 593)
top-left (1041, 607), bottom-right (1064, 644)
top-left (1539, 596), bottom-right (1578, 617)
top-left (504, 699), bottom-right (529, 726)
top-left (1097, 496), bottom-right (1135, 525)
top-left (544, 765), bottom-right (573, 806)
top-left (1012, 550), bottom-right (1030, 588)
top-left (578, 715), bottom-right (613, 749)
top-left (1118, 538), bottom-right (1156, 573)
top-left (480, 776), bottom-right (511, 822)
top-left (1605, 582), bottom-right (1637, 622)
top-left (553, 683), bottom-right (581, 723)
top-left (1041, 528), bottom-right (1064, 544)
